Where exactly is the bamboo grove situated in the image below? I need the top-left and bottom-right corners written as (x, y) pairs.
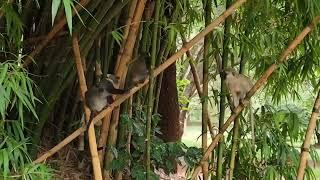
top-left (1, 0), bottom-right (320, 179)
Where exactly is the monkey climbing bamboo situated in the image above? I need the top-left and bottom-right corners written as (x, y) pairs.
top-left (191, 16), bottom-right (320, 179)
top-left (297, 90), bottom-right (320, 180)
top-left (33, 0), bottom-right (247, 164)
top-left (23, 0), bottom-right (91, 67)
top-left (72, 35), bottom-right (103, 180)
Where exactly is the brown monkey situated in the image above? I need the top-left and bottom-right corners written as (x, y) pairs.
top-left (224, 69), bottom-right (253, 107)
top-left (126, 55), bottom-right (149, 90)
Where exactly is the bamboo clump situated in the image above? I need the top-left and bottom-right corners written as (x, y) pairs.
top-left (33, 0), bottom-right (247, 165)
top-left (191, 16), bottom-right (320, 179)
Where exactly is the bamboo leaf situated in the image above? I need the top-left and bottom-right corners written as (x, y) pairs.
top-left (63, 0), bottom-right (73, 34)
top-left (51, 0), bottom-right (62, 25)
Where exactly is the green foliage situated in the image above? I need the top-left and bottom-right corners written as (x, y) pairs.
top-left (223, 104), bottom-right (318, 179)
top-left (110, 107), bottom-right (202, 178)
top-left (177, 79), bottom-right (191, 109)
top-left (0, 1), bottom-right (23, 47)
top-left (0, 61), bottom-right (52, 179)
top-left (0, 61), bottom-right (39, 124)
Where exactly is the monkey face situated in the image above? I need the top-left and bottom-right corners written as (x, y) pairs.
top-left (106, 74), bottom-right (120, 85)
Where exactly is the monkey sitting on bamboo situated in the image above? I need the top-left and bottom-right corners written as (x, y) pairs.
top-left (125, 54), bottom-right (149, 89)
top-left (84, 55), bottom-right (149, 129)
top-left (85, 74), bottom-right (127, 130)
top-left (223, 68), bottom-right (254, 108)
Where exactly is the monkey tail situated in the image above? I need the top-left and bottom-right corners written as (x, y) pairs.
top-left (108, 87), bottom-right (127, 94)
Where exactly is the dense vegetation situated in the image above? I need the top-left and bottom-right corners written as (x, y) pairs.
top-left (0, 0), bottom-right (320, 179)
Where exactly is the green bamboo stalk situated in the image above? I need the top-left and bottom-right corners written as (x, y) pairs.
top-left (228, 53), bottom-right (245, 180)
top-left (146, 0), bottom-right (160, 178)
top-left (217, 0), bottom-right (233, 179)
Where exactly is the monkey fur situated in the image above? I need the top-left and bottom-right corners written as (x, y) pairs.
top-left (224, 69), bottom-right (253, 108)
top-left (85, 74), bottom-right (126, 130)
top-left (126, 55), bottom-right (149, 90)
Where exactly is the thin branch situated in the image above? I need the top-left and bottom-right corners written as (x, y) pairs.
top-left (191, 16), bottom-right (320, 179)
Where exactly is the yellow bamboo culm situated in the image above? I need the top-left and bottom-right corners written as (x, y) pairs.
top-left (297, 90), bottom-right (320, 180)
top-left (34, 0), bottom-right (247, 165)
top-left (190, 16), bottom-right (320, 179)
top-left (97, 0), bottom-right (139, 166)
top-left (103, 0), bottom-right (146, 178)
top-left (72, 35), bottom-right (103, 180)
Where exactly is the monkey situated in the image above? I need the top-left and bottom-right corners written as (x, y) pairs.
top-left (85, 74), bottom-right (126, 130)
top-left (224, 69), bottom-right (256, 147)
top-left (125, 54), bottom-right (149, 90)
top-left (224, 69), bottom-right (253, 108)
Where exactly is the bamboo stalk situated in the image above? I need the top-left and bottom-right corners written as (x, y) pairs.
top-left (72, 35), bottom-right (103, 180)
top-left (114, 0), bottom-right (138, 72)
top-left (297, 90), bottom-right (320, 179)
top-left (97, 0), bottom-right (137, 168)
top-left (228, 64), bottom-right (245, 180)
top-left (33, 0), bottom-right (247, 164)
top-left (104, 0), bottom-right (146, 177)
top-left (228, 117), bottom-right (240, 180)
top-left (191, 16), bottom-right (320, 179)
top-left (217, 0), bottom-right (233, 178)
top-left (146, 0), bottom-right (160, 178)
top-left (23, 0), bottom-right (91, 67)
top-left (181, 34), bottom-right (216, 140)
top-left (201, 0), bottom-right (212, 178)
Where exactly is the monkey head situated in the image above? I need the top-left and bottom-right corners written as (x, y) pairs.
top-left (105, 74), bottom-right (120, 86)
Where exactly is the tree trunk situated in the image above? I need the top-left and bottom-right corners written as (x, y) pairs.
top-left (158, 63), bottom-right (181, 142)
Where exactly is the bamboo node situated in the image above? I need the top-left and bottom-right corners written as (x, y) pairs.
top-left (301, 147), bottom-right (310, 152)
